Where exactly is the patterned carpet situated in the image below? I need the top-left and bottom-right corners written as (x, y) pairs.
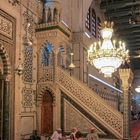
top-left (131, 120), bottom-right (140, 140)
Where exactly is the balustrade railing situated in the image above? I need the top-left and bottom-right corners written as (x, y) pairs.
top-left (88, 75), bottom-right (122, 110)
top-left (56, 67), bottom-right (123, 139)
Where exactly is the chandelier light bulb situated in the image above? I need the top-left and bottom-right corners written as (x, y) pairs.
top-left (113, 40), bottom-right (116, 47)
top-left (98, 41), bottom-right (101, 46)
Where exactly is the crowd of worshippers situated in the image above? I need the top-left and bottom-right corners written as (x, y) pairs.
top-left (29, 127), bottom-right (99, 140)
top-left (50, 127), bottom-right (99, 140)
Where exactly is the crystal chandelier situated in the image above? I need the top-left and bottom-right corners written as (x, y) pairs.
top-left (87, 21), bottom-right (129, 77)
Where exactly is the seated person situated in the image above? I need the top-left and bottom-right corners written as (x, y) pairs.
top-left (30, 130), bottom-right (41, 140)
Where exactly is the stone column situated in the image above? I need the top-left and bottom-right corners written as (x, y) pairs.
top-left (119, 69), bottom-right (133, 140)
top-left (0, 74), bottom-right (11, 140)
top-left (0, 79), bottom-right (4, 140)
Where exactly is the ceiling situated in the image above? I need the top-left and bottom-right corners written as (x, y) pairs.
top-left (100, 0), bottom-right (140, 70)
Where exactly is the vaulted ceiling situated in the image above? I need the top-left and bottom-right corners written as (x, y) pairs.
top-left (100, 0), bottom-right (140, 70)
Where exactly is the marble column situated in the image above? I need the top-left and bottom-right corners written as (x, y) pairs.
top-left (119, 69), bottom-right (133, 140)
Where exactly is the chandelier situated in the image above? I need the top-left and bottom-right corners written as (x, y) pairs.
top-left (87, 21), bottom-right (129, 77)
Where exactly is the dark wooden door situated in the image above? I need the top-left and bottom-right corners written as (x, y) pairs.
top-left (41, 91), bottom-right (53, 135)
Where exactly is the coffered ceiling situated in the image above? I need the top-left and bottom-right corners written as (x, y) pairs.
top-left (100, 0), bottom-right (140, 70)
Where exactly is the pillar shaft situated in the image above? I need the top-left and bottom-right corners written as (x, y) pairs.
top-left (119, 69), bottom-right (133, 140)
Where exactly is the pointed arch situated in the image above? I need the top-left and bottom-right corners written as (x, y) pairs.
top-left (37, 85), bottom-right (56, 106)
top-left (40, 41), bottom-right (53, 67)
top-left (57, 46), bottom-right (65, 67)
top-left (47, 8), bottom-right (52, 22)
top-left (0, 43), bottom-right (11, 75)
top-left (53, 8), bottom-right (58, 21)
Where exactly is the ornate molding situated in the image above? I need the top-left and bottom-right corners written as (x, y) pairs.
top-left (0, 9), bottom-right (16, 44)
top-left (36, 22), bottom-right (71, 38)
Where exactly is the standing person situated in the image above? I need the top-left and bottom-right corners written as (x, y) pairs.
top-left (86, 128), bottom-right (99, 140)
top-left (70, 127), bottom-right (77, 140)
top-left (51, 128), bottom-right (62, 140)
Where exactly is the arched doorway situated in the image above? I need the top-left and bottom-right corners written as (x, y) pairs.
top-left (0, 43), bottom-right (11, 140)
top-left (41, 90), bottom-right (53, 135)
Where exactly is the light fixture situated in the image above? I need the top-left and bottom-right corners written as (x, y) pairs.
top-left (69, 53), bottom-right (75, 69)
top-left (23, 22), bottom-right (32, 47)
top-left (16, 64), bottom-right (24, 76)
top-left (87, 21), bottom-right (129, 77)
top-left (15, 58), bottom-right (23, 76)
top-left (23, 0), bottom-right (32, 47)
top-left (135, 86), bottom-right (140, 93)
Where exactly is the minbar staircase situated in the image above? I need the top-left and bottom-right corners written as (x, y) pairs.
top-left (38, 66), bottom-right (123, 139)
top-left (56, 67), bottom-right (123, 139)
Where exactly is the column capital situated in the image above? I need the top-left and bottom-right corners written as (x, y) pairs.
top-left (119, 68), bottom-right (133, 90)
top-left (0, 74), bottom-right (12, 81)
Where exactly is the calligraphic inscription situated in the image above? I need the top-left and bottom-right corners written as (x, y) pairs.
top-left (0, 15), bottom-right (12, 38)
top-left (0, 9), bottom-right (16, 44)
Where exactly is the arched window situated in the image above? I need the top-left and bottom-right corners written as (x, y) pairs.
top-left (53, 8), bottom-right (58, 21)
top-left (57, 46), bottom-right (65, 67)
top-left (85, 6), bottom-right (96, 37)
top-left (41, 43), bottom-right (52, 66)
top-left (47, 8), bottom-right (52, 22)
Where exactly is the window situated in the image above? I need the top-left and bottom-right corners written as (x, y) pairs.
top-left (85, 6), bottom-right (96, 37)
top-left (85, 9), bottom-right (90, 31)
top-left (57, 46), bottom-right (65, 67)
top-left (41, 43), bottom-right (52, 66)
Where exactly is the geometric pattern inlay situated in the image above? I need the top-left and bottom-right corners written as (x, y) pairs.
top-left (38, 66), bottom-right (54, 82)
top-left (0, 9), bottom-right (16, 44)
top-left (64, 99), bottom-right (100, 133)
top-left (23, 45), bottom-right (33, 83)
top-left (22, 88), bottom-right (35, 108)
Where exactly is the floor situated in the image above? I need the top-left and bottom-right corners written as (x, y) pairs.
top-left (131, 120), bottom-right (140, 140)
